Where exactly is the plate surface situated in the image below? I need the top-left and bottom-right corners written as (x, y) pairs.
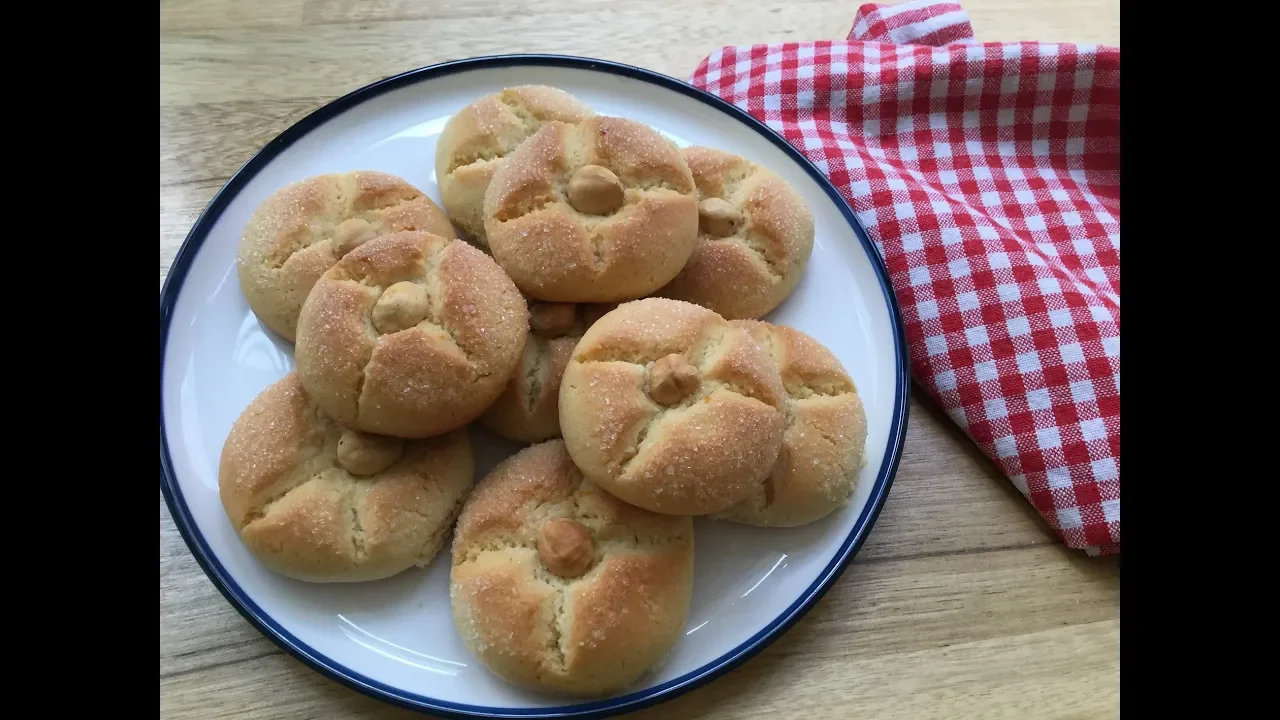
top-left (159, 55), bottom-right (909, 718)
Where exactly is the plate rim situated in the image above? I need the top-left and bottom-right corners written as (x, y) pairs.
top-left (159, 53), bottom-right (911, 719)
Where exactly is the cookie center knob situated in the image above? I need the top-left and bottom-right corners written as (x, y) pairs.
top-left (698, 198), bottom-right (743, 237)
top-left (648, 354), bottom-right (701, 406)
top-left (333, 218), bottom-right (379, 257)
top-left (568, 165), bottom-right (625, 215)
top-left (537, 518), bottom-right (595, 578)
top-left (530, 303), bottom-right (578, 338)
top-left (337, 429), bottom-right (404, 476)
top-left (372, 281), bottom-right (430, 334)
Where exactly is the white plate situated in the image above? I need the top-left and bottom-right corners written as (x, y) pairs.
top-left (159, 55), bottom-right (909, 718)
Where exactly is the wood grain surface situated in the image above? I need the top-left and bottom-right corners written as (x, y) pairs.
top-left (159, 1), bottom-right (1121, 717)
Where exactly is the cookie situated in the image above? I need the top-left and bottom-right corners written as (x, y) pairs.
top-left (435, 86), bottom-right (595, 247)
top-left (294, 230), bottom-right (527, 438)
top-left (657, 147), bottom-right (814, 319)
top-left (558, 298), bottom-right (788, 515)
top-left (715, 321), bottom-right (869, 527)
top-left (477, 301), bottom-right (612, 444)
top-left (450, 440), bottom-right (694, 696)
top-left (483, 117), bottom-right (699, 302)
top-left (237, 171), bottom-right (456, 341)
top-left (218, 373), bottom-right (474, 582)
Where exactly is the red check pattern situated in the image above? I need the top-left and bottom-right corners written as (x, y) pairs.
top-left (690, 0), bottom-right (1120, 555)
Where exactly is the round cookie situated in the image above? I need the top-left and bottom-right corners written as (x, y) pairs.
top-left (656, 147), bottom-right (815, 320)
top-left (294, 230), bottom-right (528, 438)
top-left (218, 373), bottom-right (474, 583)
top-left (435, 86), bottom-right (596, 247)
top-left (482, 117), bottom-right (699, 303)
top-left (715, 321), bottom-right (868, 527)
top-left (450, 440), bottom-right (694, 697)
top-left (237, 171), bottom-right (457, 342)
top-left (478, 301), bottom-right (614, 444)
top-left (558, 298), bottom-right (788, 515)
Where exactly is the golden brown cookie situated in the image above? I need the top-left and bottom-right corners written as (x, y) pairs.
top-left (656, 147), bottom-right (814, 319)
top-left (435, 86), bottom-right (596, 247)
top-left (558, 298), bottom-right (787, 515)
top-left (478, 301), bottom-right (614, 443)
top-left (237, 171), bottom-right (457, 341)
top-left (294, 230), bottom-right (527, 438)
top-left (714, 321), bottom-right (869, 527)
top-left (218, 373), bottom-right (474, 582)
top-left (450, 440), bottom-right (694, 696)
top-left (483, 117), bottom-right (699, 303)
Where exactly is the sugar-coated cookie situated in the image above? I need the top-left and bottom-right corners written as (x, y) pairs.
top-left (237, 171), bottom-right (456, 341)
top-left (294, 231), bottom-right (527, 438)
top-left (450, 440), bottom-right (693, 696)
top-left (483, 117), bottom-right (699, 303)
top-left (435, 86), bottom-right (595, 247)
top-left (714, 321), bottom-right (868, 527)
top-left (478, 301), bottom-right (613, 443)
top-left (558, 298), bottom-right (787, 515)
top-left (218, 373), bottom-right (473, 582)
top-left (657, 147), bottom-right (814, 319)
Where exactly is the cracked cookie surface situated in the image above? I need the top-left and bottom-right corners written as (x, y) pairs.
top-left (482, 117), bottom-right (699, 303)
top-left (478, 300), bottom-right (615, 443)
top-left (294, 230), bottom-right (528, 438)
top-left (714, 321), bottom-right (868, 527)
top-left (218, 373), bottom-right (474, 583)
top-left (435, 85), bottom-right (596, 247)
top-left (450, 440), bottom-right (693, 697)
top-left (558, 298), bottom-right (787, 515)
top-left (236, 171), bottom-right (457, 342)
top-left (656, 147), bottom-right (814, 320)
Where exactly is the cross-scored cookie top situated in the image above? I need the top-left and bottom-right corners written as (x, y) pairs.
top-left (559, 298), bottom-right (787, 515)
top-left (718, 320), bottom-right (869, 527)
top-left (435, 85), bottom-right (597, 245)
top-left (295, 230), bottom-right (527, 438)
top-left (482, 117), bottom-right (699, 303)
top-left (657, 147), bottom-right (815, 320)
top-left (438, 86), bottom-right (598, 178)
top-left (450, 440), bottom-right (693, 696)
top-left (218, 373), bottom-right (474, 583)
top-left (237, 171), bottom-right (456, 341)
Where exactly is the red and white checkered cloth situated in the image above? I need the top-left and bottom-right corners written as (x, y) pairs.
top-left (691, 0), bottom-right (1120, 555)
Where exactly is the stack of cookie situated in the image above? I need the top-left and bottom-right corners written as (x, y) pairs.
top-left (218, 85), bottom-right (869, 698)
top-left (223, 169), bottom-right (528, 584)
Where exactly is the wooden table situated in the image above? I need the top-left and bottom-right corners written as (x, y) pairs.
top-left (159, 2), bottom-right (1121, 717)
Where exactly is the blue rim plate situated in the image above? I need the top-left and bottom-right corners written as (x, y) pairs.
top-left (159, 54), bottom-right (910, 719)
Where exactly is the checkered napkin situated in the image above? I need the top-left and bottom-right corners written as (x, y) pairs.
top-left (690, 0), bottom-right (1120, 555)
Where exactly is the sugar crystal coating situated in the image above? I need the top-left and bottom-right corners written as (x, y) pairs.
top-left (482, 117), bottom-right (699, 303)
top-left (236, 171), bottom-right (456, 342)
top-left (218, 373), bottom-right (473, 583)
top-left (655, 147), bottom-right (815, 320)
top-left (449, 440), bottom-right (693, 696)
top-left (714, 320), bottom-right (869, 527)
top-left (559, 298), bottom-right (787, 515)
top-left (295, 231), bottom-right (528, 439)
